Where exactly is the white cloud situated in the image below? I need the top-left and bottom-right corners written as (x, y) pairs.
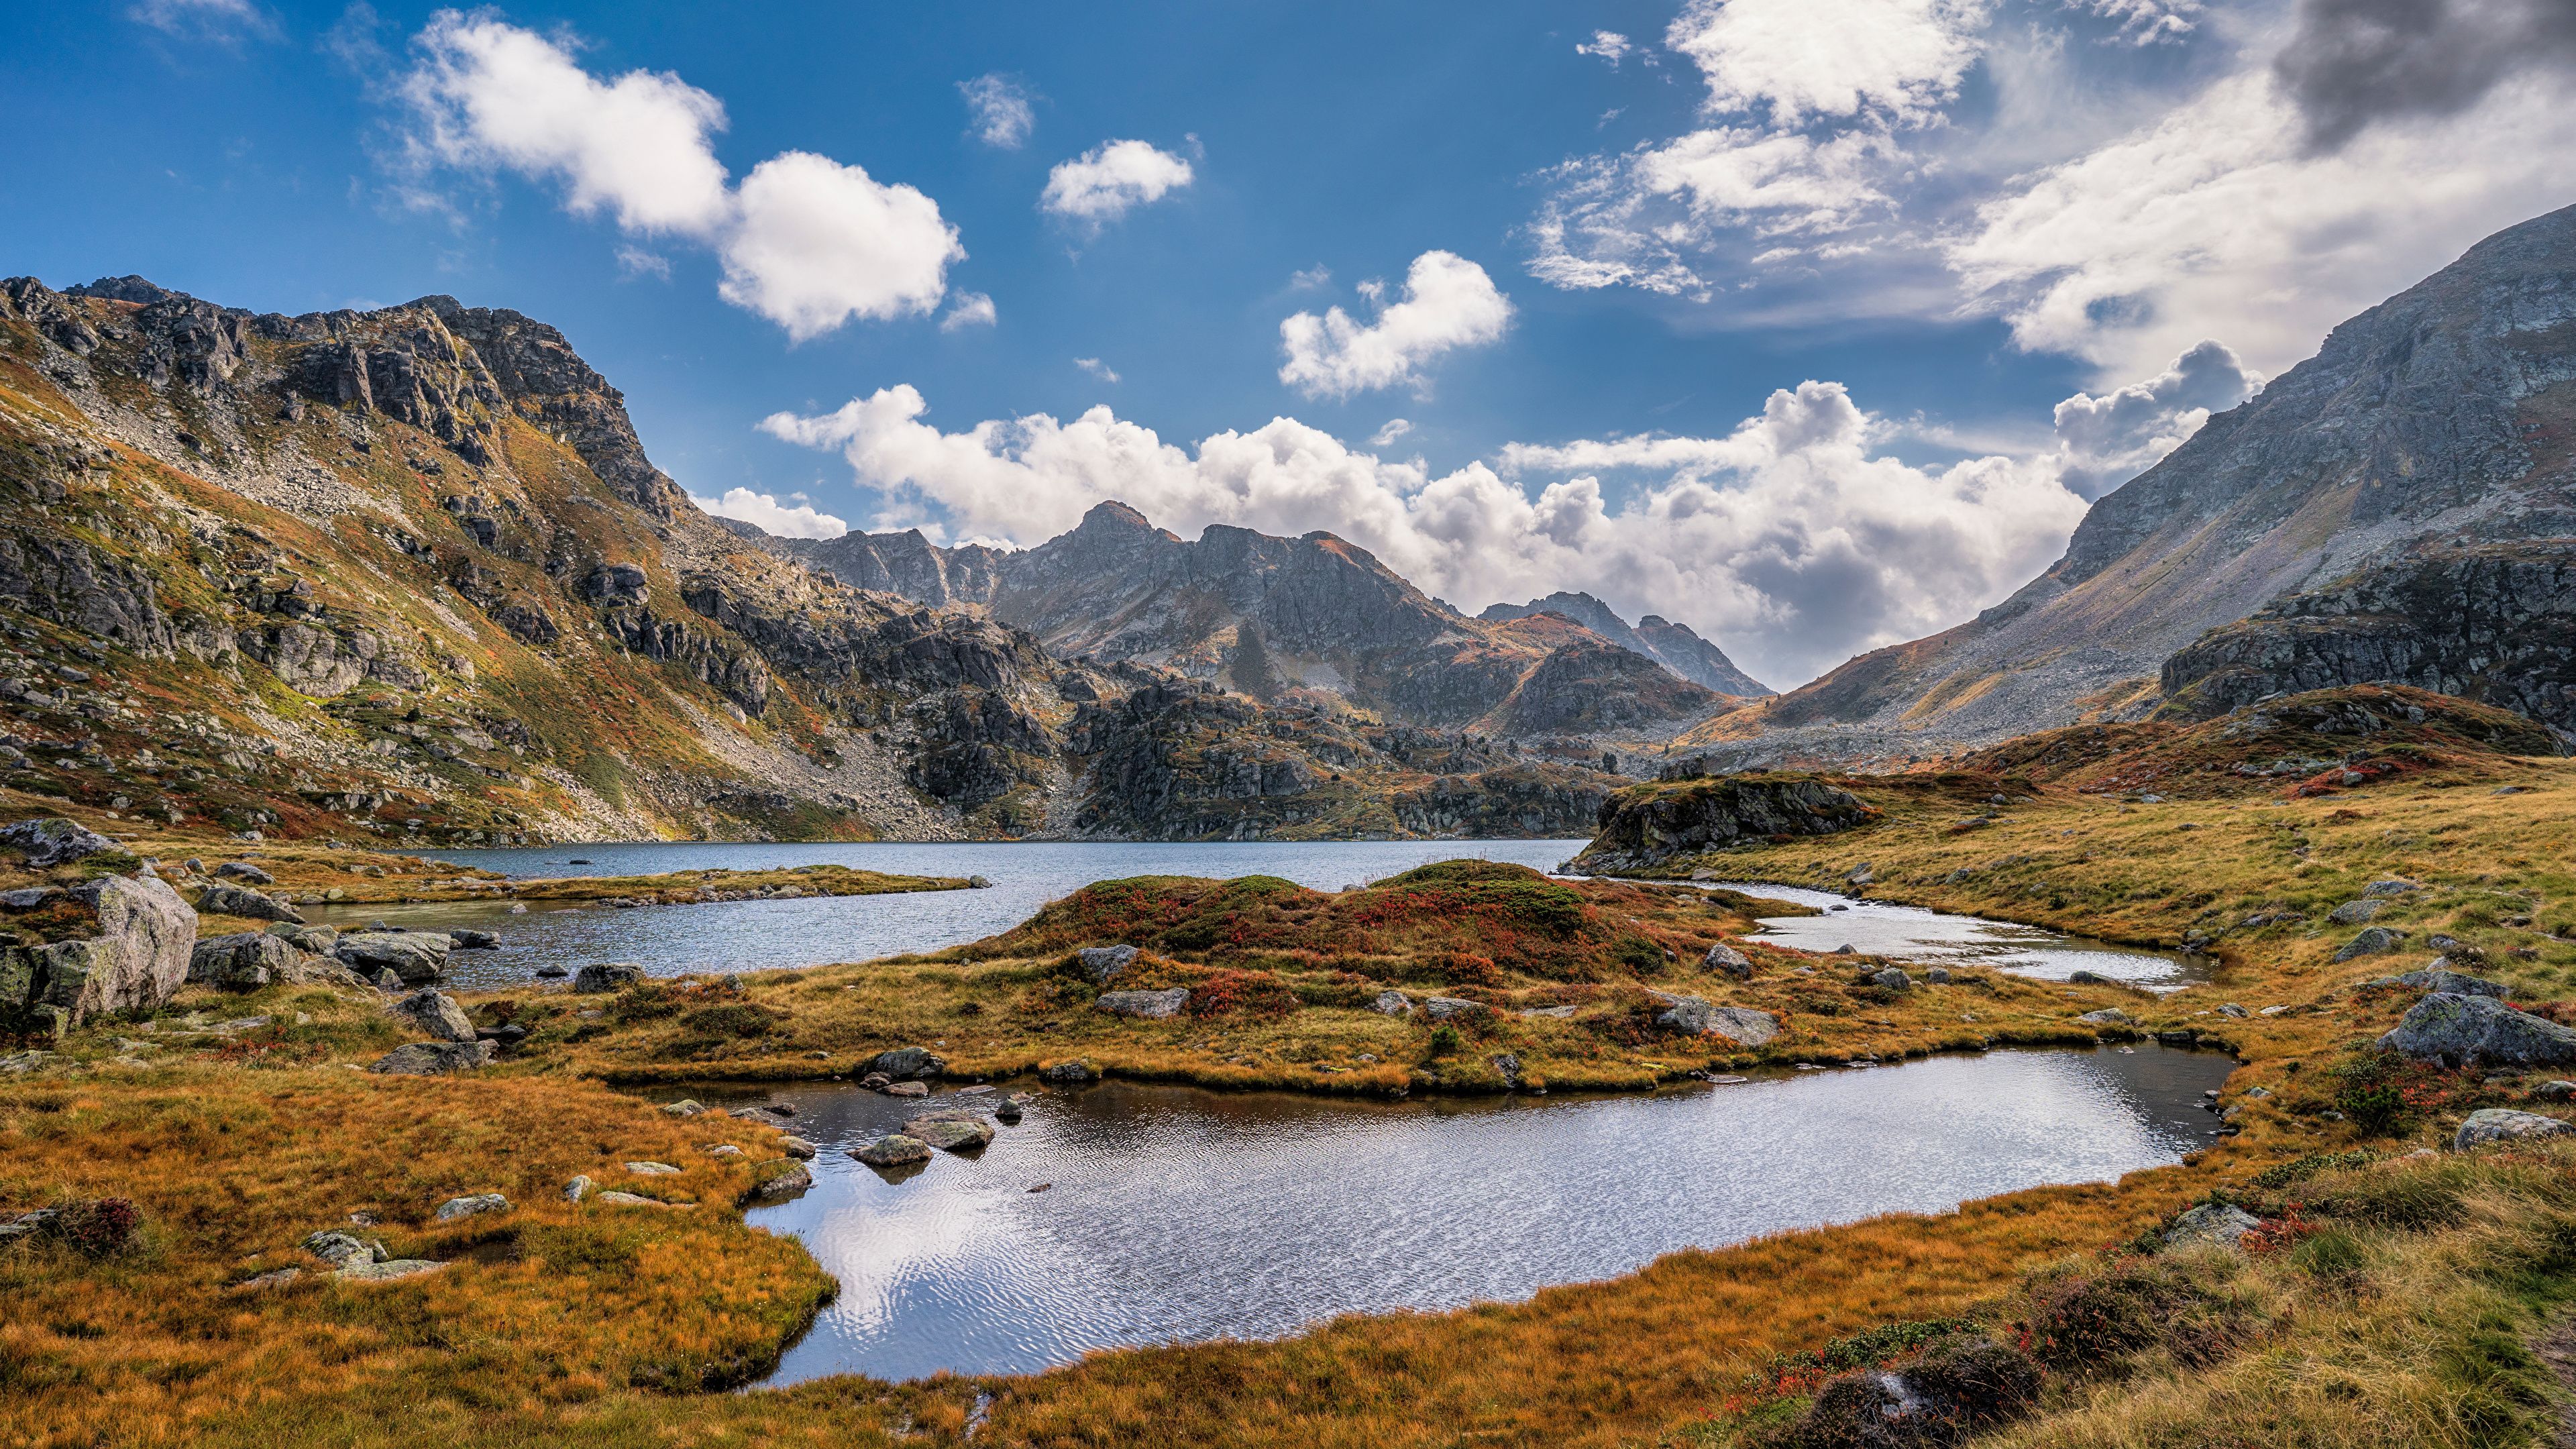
top-left (1074, 357), bottom-right (1121, 384)
top-left (1668, 0), bottom-right (1990, 127)
top-left (1277, 251), bottom-right (1513, 399)
top-left (2049, 340), bottom-right (2261, 498)
top-left (717, 151), bottom-right (961, 339)
top-left (1577, 31), bottom-right (1633, 65)
top-left (691, 486), bottom-right (847, 540)
top-left (131, 0), bottom-right (272, 39)
top-left (396, 13), bottom-right (960, 338)
top-left (957, 73), bottom-right (1035, 149)
top-left (1370, 418), bottom-right (1414, 447)
top-left (760, 378), bottom-right (2094, 686)
top-left (939, 291), bottom-right (997, 331)
top-left (2076, 0), bottom-right (2200, 45)
top-left (1289, 265), bottom-right (1333, 290)
top-left (614, 245), bottom-right (669, 280)
top-left (1948, 66), bottom-right (2576, 378)
top-left (1040, 140), bottom-right (1195, 229)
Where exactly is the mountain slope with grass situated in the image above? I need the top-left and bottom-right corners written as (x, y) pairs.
top-left (1690, 201), bottom-right (2576, 767)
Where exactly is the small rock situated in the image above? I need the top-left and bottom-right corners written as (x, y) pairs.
top-left (883, 1080), bottom-right (931, 1098)
top-left (302, 1230), bottom-right (371, 1267)
top-left (624, 1162), bottom-right (680, 1175)
top-left (594, 1191), bottom-right (690, 1208)
top-left (336, 1258), bottom-right (449, 1283)
top-left (572, 962), bottom-right (645, 994)
top-left (2218, 1003), bottom-right (2249, 1018)
top-left (2455, 1108), bottom-right (2576, 1151)
top-left (2363, 878), bottom-right (2422, 898)
top-left (1705, 1006), bottom-right (1779, 1047)
top-left (367, 1040), bottom-right (494, 1075)
top-left (2165, 1203), bottom-right (2262, 1251)
top-left (2328, 899), bottom-right (2386, 925)
top-left (0, 886), bottom-right (62, 910)
top-left (661, 1099), bottom-right (706, 1117)
top-left (214, 861), bottom-right (274, 885)
top-left (2387, 966), bottom-right (2508, 998)
top-left (197, 881), bottom-right (305, 924)
top-left (535, 965), bottom-right (570, 979)
top-left (1925, 966), bottom-right (1951, 985)
top-left (229, 1268), bottom-right (301, 1292)
top-left (1097, 987), bottom-right (1190, 1019)
top-left (2068, 969), bottom-right (2118, 986)
top-left (1422, 996), bottom-right (1489, 1020)
top-left (1039, 1059), bottom-right (1098, 1085)
top-left (564, 1175), bottom-right (593, 1203)
top-left (2333, 927), bottom-right (2408, 962)
top-left (337, 931), bottom-right (451, 983)
top-left (388, 989), bottom-right (476, 1043)
top-left (2540, 1082), bottom-right (2576, 1103)
top-left (749, 1158), bottom-right (814, 1198)
top-left (866, 1046), bottom-right (945, 1080)
top-left (1369, 989), bottom-right (1413, 1016)
top-left (1869, 967), bottom-right (1914, 992)
top-left (448, 929), bottom-right (499, 949)
top-left (994, 1093), bottom-right (1028, 1123)
top-left (1647, 989), bottom-right (1712, 1034)
top-left (1701, 943), bottom-right (1754, 979)
top-left (433, 1193), bottom-right (508, 1222)
top-left (855, 1134), bottom-right (932, 1167)
top-left (778, 1136), bottom-right (817, 1159)
top-left (904, 1114), bottom-right (996, 1152)
top-left (703, 1144), bottom-right (745, 1159)
top-left (2078, 1008), bottom-right (2134, 1026)
top-left (1077, 944), bottom-right (1139, 983)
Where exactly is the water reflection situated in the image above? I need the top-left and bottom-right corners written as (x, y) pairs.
top-left (1701, 881), bottom-right (2204, 992)
top-left (712, 1044), bottom-right (2232, 1384)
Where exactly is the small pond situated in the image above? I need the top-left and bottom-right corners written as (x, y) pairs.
top-left (318, 840), bottom-right (1588, 990)
top-left (1699, 881), bottom-right (2204, 993)
top-left (708, 1044), bottom-right (2233, 1384)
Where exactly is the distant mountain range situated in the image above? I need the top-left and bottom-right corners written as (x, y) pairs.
top-left (1680, 201), bottom-right (2576, 765)
top-left (1477, 590), bottom-right (1771, 697)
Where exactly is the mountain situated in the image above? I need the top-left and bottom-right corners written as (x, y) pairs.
top-left (1478, 590), bottom-right (1771, 697)
top-left (748, 500), bottom-right (1734, 738)
top-left (0, 276), bottom-right (1633, 842)
top-left (1684, 201), bottom-right (2576, 765)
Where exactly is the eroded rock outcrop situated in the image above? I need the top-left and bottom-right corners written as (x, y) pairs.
top-left (1570, 775), bottom-right (1879, 873)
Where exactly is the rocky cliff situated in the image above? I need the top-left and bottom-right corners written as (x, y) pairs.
top-left (0, 275), bottom-right (1628, 843)
top-left (1689, 201), bottom-right (2576, 764)
top-left (1479, 590), bottom-right (1770, 697)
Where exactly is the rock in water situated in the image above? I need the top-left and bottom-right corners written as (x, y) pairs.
top-left (449, 929), bottom-right (499, 949)
top-left (2165, 1203), bottom-right (2262, 1251)
top-left (1096, 987), bottom-right (1189, 1019)
top-left (368, 1040), bottom-right (495, 1074)
top-left (777, 1135), bottom-right (817, 1160)
top-left (749, 1158), bottom-right (812, 1197)
top-left (0, 817), bottom-right (117, 867)
top-left (2455, 1108), bottom-right (2576, 1150)
top-left (570, 961), bottom-right (643, 993)
top-left (855, 1134), bottom-right (931, 1167)
top-left (903, 1114), bottom-right (996, 1152)
top-left (2378, 993), bottom-right (2576, 1069)
top-left (388, 989), bottom-right (476, 1042)
top-left (337, 931), bottom-right (452, 984)
top-left (1570, 778), bottom-right (1878, 872)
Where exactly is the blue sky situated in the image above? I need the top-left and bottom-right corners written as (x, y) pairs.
top-left (4, 0), bottom-right (2569, 684)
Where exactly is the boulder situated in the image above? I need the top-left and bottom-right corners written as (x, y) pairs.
top-left (1701, 943), bottom-right (1754, 979)
top-left (855, 1134), bottom-right (931, 1167)
top-left (1040, 1058), bottom-right (1098, 1084)
top-left (338, 931), bottom-right (451, 983)
top-left (2078, 1008), bottom-right (2135, 1026)
top-left (2387, 967), bottom-right (2509, 998)
top-left (302, 1229), bottom-right (371, 1267)
top-left (2333, 927), bottom-right (2407, 962)
top-left (388, 989), bottom-right (476, 1043)
top-left (213, 861), bottom-right (274, 884)
top-left (2165, 1203), bottom-right (2262, 1251)
top-left (904, 1114), bottom-right (996, 1152)
top-left (195, 881), bottom-right (305, 924)
top-left (433, 1193), bottom-right (508, 1222)
top-left (1705, 1006), bottom-right (1779, 1047)
top-left (883, 1080), bottom-right (930, 1098)
top-left (1869, 967), bottom-right (1915, 992)
top-left (2363, 878), bottom-right (2422, 898)
top-left (2067, 969), bottom-right (2116, 985)
top-left (994, 1093), bottom-right (1028, 1123)
top-left (1077, 944), bottom-right (1138, 982)
top-left (1, 875), bottom-right (197, 1034)
top-left (0, 817), bottom-right (117, 867)
top-left (570, 961), bottom-right (643, 993)
top-left (1647, 990), bottom-right (1712, 1035)
top-left (367, 1040), bottom-right (495, 1074)
top-left (449, 929), bottom-right (499, 949)
top-left (867, 1046), bottom-right (945, 1080)
top-left (1422, 996), bottom-right (1489, 1021)
top-left (0, 886), bottom-right (60, 910)
top-left (1925, 965), bottom-right (1952, 985)
top-left (1097, 987), bottom-right (1190, 1019)
top-left (777, 1135), bottom-right (817, 1160)
top-left (2454, 1108), bottom-right (2576, 1151)
top-left (2540, 1081), bottom-right (2576, 1103)
top-left (625, 1161), bottom-right (679, 1175)
top-left (336, 1258), bottom-right (447, 1283)
top-left (190, 930), bottom-right (328, 989)
top-left (748, 1158), bottom-right (812, 1198)
top-left (2377, 993), bottom-right (2576, 1069)
top-left (594, 1191), bottom-right (690, 1208)
top-left (2328, 899), bottom-right (2385, 925)
top-left (660, 1100), bottom-right (706, 1117)
top-left (1370, 989), bottom-right (1413, 1016)
top-left (564, 1175), bottom-right (592, 1203)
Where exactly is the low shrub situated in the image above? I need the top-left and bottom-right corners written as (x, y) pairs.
top-left (677, 1004), bottom-right (776, 1039)
top-left (1186, 969), bottom-right (1297, 1020)
top-left (51, 1198), bottom-right (140, 1258)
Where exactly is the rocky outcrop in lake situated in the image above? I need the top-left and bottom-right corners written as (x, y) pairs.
top-left (1570, 775), bottom-right (1878, 873)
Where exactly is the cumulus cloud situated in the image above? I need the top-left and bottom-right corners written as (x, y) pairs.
top-left (690, 486), bottom-right (847, 540)
top-left (1669, 0), bottom-right (1989, 126)
top-left (1277, 251), bottom-right (1513, 399)
top-left (1040, 140), bottom-right (1195, 229)
top-left (131, 0), bottom-right (273, 40)
top-left (2078, 0), bottom-right (2201, 44)
top-left (759, 378), bottom-right (2097, 686)
top-left (938, 292), bottom-right (996, 331)
top-left (1576, 31), bottom-right (1633, 65)
top-left (2049, 340), bottom-right (2262, 498)
top-left (957, 73), bottom-right (1036, 149)
top-left (1074, 357), bottom-right (1121, 384)
top-left (396, 13), bottom-right (959, 337)
top-left (1370, 418), bottom-right (1414, 447)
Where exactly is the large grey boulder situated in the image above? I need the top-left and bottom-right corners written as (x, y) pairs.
top-left (1, 875), bottom-right (198, 1034)
top-left (571, 961), bottom-right (644, 993)
top-left (2334, 927), bottom-right (2408, 962)
top-left (855, 1134), bottom-right (931, 1167)
top-left (1647, 990), bottom-right (1713, 1035)
top-left (1077, 944), bottom-right (1138, 982)
top-left (2328, 899), bottom-right (2385, 925)
top-left (749, 1159), bottom-right (812, 1197)
top-left (867, 1045), bottom-right (945, 1079)
top-left (0, 817), bottom-right (117, 867)
top-left (2385, 967), bottom-right (2509, 999)
top-left (388, 989), bottom-right (476, 1042)
top-left (338, 930), bottom-right (451, 983)
top-left (1097, 987), bottom-right (1189, 1019)
top-left (904, 1113), bottom-right (996, 1152)
top-left (2377, 993), bottom-right (2576, 1069)
top-left (368, 1040), bottom-right (494, 1074)
top-left (1869, 967), bottom-right (1915, 992)
top-left (2455, 1108), bottom-right (2576, 1150)
top-left (1705, 1006), bottom-right (1779, 1047)
top-left (195, 881), bottom-right (305, 924)
top-left (189, 931), bottom-right (341, 989)
top-left (1039, 1058), bottom-right (1097, 1084)
top-left (1701, 943), bottom-right (1754, 979)
top-left (2079, 1007), bottom-right (2135, 1026)
top-left (1422, 996), bottom-right (1489, 1021)
top-left (213, 861), bottom-right (274, 885)
top-left (434, 1192), bottom-right (508, 1222)
top-left (1370, 989), bottom-right (1413, 1016)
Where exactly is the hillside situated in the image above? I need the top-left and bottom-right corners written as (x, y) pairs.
top-left (751, 500), bottom-right (1735, 737)
top-left (0, 277), bottom-right (1628, 844)
top-left (1688, 201), bottom-right (2576, 766)
top-left (1478, 589), bottom-right (1770, 696)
